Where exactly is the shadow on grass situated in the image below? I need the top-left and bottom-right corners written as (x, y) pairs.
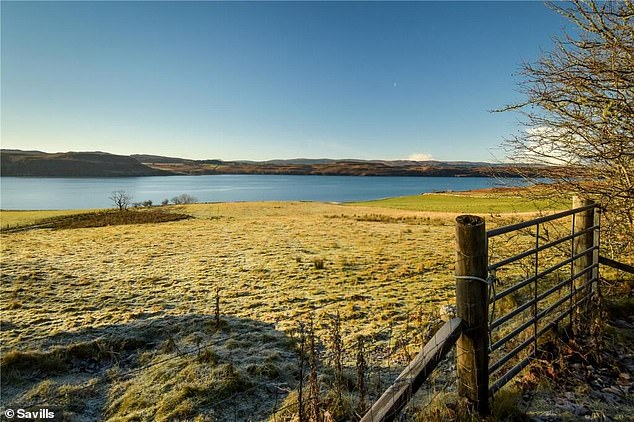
top-left (1, 313), bottom-right (300, 421)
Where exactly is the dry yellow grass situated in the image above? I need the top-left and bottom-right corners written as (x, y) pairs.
top-left (1, 199), bottom-right (590, 420)
top-left (1, 202), bottom-right (458, 347)
top-left (1, 201), bottom-right (463, 420)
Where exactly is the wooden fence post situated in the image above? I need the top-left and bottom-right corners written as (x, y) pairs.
top-left (572, 197), bottom-right (595, 324)
top-left (455, 215), bottom-right (489, 415)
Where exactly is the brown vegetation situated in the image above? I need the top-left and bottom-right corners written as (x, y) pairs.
top-left (2, 209), bottom-right (191, 232)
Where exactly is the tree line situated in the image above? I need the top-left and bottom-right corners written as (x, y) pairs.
top-left (109, 190), bottom-right (198, 211)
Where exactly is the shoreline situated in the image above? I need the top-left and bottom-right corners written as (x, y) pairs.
top-left (1, 188), bottom-right (563, 229)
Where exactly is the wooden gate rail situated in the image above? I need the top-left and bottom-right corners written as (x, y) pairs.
top-left (360, 318), bottom-right (464, 422)
top-left (599, 256), bottom-right (634, 274)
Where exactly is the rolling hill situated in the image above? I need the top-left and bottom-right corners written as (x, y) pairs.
top-left (1, 149), bottom-right (549, 178)
top-left (1, 150), bottom-right (172, 177)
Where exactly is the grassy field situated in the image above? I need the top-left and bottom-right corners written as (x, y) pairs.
top-left (0, 193), bottom-right (611, 420)
top-left (348, 189), bottom-right (568, 214)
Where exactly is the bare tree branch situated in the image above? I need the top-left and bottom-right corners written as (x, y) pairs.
top-left (499, 0), bottom-right (634, 257)
top-left (110, 190), bottom-right (132, 211)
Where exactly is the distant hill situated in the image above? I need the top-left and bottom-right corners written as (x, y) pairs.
top-left (130, 154), bottom-right (195, 164)
top-left (133, 155), bottom-right (546, 178)
top-left (1, 149), bottom-right (551, 178)
top-left (1, 150), bottom-right (172, 177)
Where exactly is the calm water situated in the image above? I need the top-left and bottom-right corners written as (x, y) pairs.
top-left (0, 175), bottom-right (528, 210)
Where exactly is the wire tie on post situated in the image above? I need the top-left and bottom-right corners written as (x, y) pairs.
top-left (455, 275), bottom-right (492, 285)
top-left (455, 272), bottom-right (497, 353)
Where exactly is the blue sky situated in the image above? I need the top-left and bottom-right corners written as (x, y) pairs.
top-left (1, 1), bottom-right (570, 162)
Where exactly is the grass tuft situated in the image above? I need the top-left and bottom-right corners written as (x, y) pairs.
top-left (313, 257), bottom-right (325, 270)
top-left (1, 350), bottom-right (67, 382)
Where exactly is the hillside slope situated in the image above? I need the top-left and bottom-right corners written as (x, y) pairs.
top-left (137, 157), bottom-right (542, 177)
top-left (1, 150), bottom-right (172, 177)
top-left (2, 149), bottom-right (554, 178)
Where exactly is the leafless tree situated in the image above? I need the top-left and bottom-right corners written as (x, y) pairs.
top-left (499, 0), bottom-right (634, 257)
top-left (109, 190), bottom-right (132, 211)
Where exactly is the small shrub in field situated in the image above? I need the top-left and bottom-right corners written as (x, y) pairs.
top-left (313, 258), bottom-right (325, 270)
top-left (197, 348), bottom-right (218, 364)
top-left (6, 299), bottom-right (23, 310)
top-left (171, 193), bottom-right (198, 204)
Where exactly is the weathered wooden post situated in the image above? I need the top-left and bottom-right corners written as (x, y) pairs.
top-left (455, 215), bottom-right (489, 415)
top-left (572, 196), bottom-right (595, 325)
